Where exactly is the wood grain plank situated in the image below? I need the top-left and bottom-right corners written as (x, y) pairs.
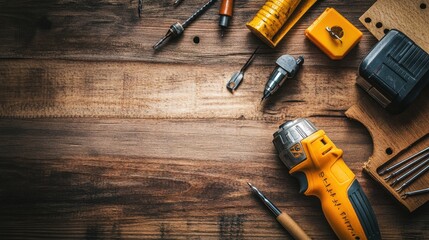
top-left (1, 118), bottom-right (427, 239)
top-left (0, 0), bottom-right (376, 66)
top-left (346, 89), bottom-right (429, 212)
top-left (0, 59), bottom-right (367, 119)
top-left (360, 0), bottom-right (429, 53)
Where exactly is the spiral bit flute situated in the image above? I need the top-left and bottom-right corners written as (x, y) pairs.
top-left (153, 0), bottom-right (217, 50)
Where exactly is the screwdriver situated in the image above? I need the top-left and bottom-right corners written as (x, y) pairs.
top-left (247, 182), bottom-right (311, 240)
top-left (219, 0), bottom-right (234, 37)
top-left (153, 0), bottom-right (217, 50)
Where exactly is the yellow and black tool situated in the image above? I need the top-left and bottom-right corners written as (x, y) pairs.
top-left (246, 0), bottom-right (318, 48)
top-left (273, 118), bottom-right (381, 240)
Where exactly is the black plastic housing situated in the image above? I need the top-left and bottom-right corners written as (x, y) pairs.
top-left (358, 29), bottom-right (429, 114)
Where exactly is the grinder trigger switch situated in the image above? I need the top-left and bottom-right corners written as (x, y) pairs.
top-left (292, 172), bottom-right (309, 194)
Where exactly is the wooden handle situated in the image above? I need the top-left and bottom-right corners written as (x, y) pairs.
top-left (276, 212), bottom-right (311, 240)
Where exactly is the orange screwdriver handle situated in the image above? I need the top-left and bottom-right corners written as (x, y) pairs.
top-left (219, 0), bottom-right (234, 16)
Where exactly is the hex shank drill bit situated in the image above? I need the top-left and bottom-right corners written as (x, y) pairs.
top-left (153, 0), bottom-right (217, 50)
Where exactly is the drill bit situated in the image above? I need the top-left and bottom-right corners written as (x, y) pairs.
top-left (247, 182), bottom-right (311, 240)
top-left (153, 0), bottom-right (217, 50)
top-left (401, 187), bottom-right (429, 199)
top-left (384, 150), bottom-right (429, 181)
top-left (390, 157), bottom-right (429, 187)
top-left (226, 46), bottom-right (260, 92)
top-left (396, 164), bottom-right (429, 192)
top-left (378, 146), bottom-right (429, 175)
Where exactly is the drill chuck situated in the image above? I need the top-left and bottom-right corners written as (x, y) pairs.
top-left (273, 118), bottom-right (317, 169)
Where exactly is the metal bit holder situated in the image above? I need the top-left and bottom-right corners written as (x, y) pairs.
top-left (226, 46), bottom-right (259, 92)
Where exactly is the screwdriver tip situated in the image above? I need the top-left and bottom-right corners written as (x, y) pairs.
top-left (247, 182), bottom-right (258, 194)
top-left (220, 27), bottom-right (226, 37)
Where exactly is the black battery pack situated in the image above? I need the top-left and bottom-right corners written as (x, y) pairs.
top-left (357, 29), bottom-right (429, 114)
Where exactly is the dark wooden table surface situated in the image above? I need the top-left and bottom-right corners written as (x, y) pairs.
top-left (0, 0), bottom-right (427, 239)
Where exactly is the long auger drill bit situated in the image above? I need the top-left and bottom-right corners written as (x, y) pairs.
top-left (153, 0), bottom-right (217, 50)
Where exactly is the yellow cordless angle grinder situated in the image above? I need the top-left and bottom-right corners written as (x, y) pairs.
top-left (273, 118), bottom-right (381, 240)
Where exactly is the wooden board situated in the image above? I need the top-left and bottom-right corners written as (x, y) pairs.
top-left (0, 59), bottom-right (362, 119)
top-left (359, 0), bottom-right (429, 53)
top-left (1, 0), bottom-right (428, 239)
top-left (0, 0), bottom-right (376, 119)
top-left (345, 87), bottom-right (429, 212)
top-left (1, 118), bottom-right (427, 239)
top-left (0, 0), bottom-right (373, 64)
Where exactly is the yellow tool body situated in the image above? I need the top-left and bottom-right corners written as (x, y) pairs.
top-left (273, 119), bottom-right (381, 240)
top-left (246, 0), bottom-right (317, 48)
top-left (294, 130), bottom-right (367, 239)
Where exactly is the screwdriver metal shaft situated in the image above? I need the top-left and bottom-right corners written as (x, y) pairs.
top-left (384, 151), bottom-right (429, 181)
top-left (401, 187), bottom-right (429, 199)
top-left (378, 146), bottom-right (429, 175)
top-left (396, 164), bottom-right (429, 192)
top-left (390, 157), bottom-right (429, 186)
top-left (247, 182), bottom-right (311, 240)
top-left (153, 0), bottom-right (217, 50)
